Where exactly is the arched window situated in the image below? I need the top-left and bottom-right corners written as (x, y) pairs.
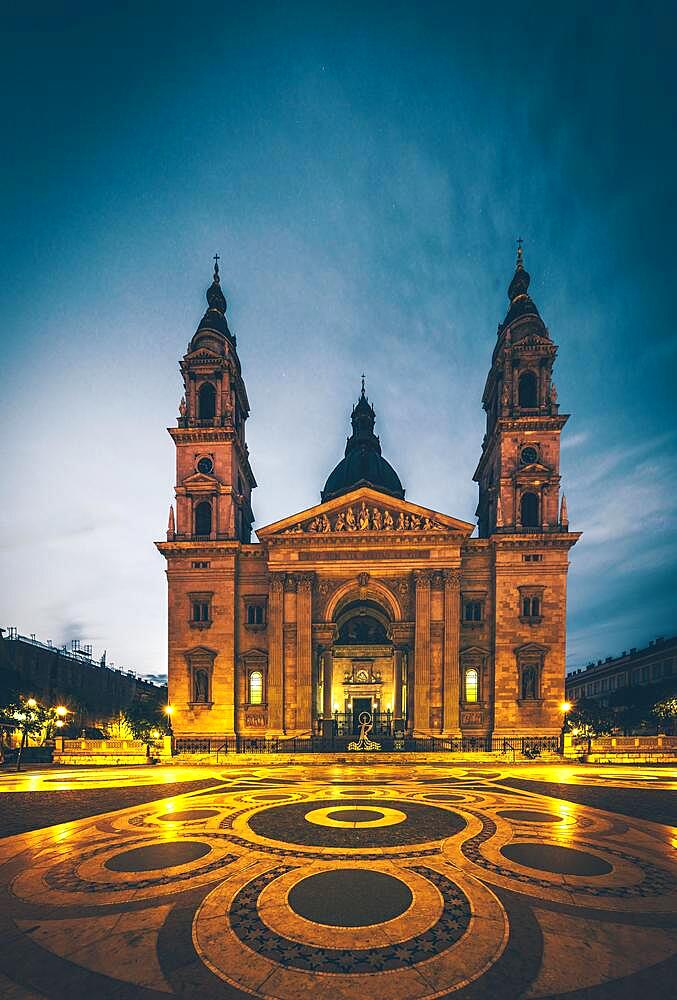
top-left (195, 501), bottom-right (212, 536)
top-left (198, 382), bottom-right (216, 420)
top-left (518, 371), bottom-right (538, 408)
top-left (464, 668), bottom-right (479, 703)
top-left (520, 492), bottom-right (539, 528)
top-left (249, 670), bottom-right (263, 705)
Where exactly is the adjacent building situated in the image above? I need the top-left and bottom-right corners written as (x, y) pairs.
top-left (566, 635), bottom-right (676, 708)
top-left (157, 249), bottom-right (579, 740)
top-left (0, 630), bottom-right (166, 729)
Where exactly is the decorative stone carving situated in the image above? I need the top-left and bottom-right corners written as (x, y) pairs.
top-left (357, 571), bottom-right (370, 588)
top-left (414, 569), bottom-right (433, 590)
top-left (280, 504), bottom-right (446, 535)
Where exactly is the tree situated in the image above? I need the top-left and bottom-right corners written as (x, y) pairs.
top-left (652, 695), bottom-right (677, 735)
top-left (120, 698), bottom-right (167, 744)
top-left (567, 698), bottom-right (615, 752)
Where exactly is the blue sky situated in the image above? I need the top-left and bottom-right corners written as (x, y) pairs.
top-left (1, 2), bottom-right (675, 678)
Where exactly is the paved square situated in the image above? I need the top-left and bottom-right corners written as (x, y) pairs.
top-left (0, 762), bottom-right (674, 998)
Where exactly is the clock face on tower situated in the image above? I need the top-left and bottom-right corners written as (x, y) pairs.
top-left (197, 457), bottom-right (214, 474)
top-left (520, 446), bottom-right (538, 465)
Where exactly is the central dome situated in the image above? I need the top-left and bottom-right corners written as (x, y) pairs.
top-left (321, 385), bottom-right (405, 502)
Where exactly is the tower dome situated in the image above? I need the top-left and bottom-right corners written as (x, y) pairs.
top-left (321, 381), bottom-right (405, 502)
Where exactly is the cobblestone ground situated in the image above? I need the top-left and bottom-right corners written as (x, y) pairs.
top-left (0, 761), bottom-right (674, 999)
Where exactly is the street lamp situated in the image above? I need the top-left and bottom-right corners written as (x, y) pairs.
top-left (560, 701), bottom-right (571, 754)
top-left (26, 698), bottom-right (37, 709)
top-left (55, 705), bottom-right (68, 717)
top-left (164, 705), bottom-right (174, 736)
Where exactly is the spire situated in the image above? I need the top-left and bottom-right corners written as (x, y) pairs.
top-left (351, 378), bottom-right (376, 442)
top-left (495, 494), bottom-right (504, 529)
top-left (502, 238), bottom-right (543, 329)
top-left (194, 253), bottom-right (232, 340)
top-left (167, 505), bottom-right (176, 541)
top-left (560, 494), bottom-right (568, 529)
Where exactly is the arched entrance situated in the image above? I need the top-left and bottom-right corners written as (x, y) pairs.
top-left (317, 597), bottom-right (408, 737)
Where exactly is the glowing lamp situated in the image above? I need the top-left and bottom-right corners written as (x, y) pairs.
top-left (55, 720), bottom-right (64, 728)
top-left (26, 698), bottom-right (37, 709)
top-left (560, 701), bottom-right (571, 713)
top-left (55, 705), bottom-right (68, 717)
top-left (164, 705), bottom-right (174, 716)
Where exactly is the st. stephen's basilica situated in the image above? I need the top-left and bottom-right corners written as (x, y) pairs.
top-left (157, 248), bottom-right (579, 741)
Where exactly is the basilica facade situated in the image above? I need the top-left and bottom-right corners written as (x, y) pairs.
top-left (156, 249), bottom-right (579, 739)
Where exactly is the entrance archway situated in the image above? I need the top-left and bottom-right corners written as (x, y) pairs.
top-left (317, 596), bottom-right (407, 737)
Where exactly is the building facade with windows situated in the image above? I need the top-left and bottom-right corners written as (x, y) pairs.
top-left (156, 250), bottom-right (579, 739)
top-left (566, 635), bottom-right (676, 708)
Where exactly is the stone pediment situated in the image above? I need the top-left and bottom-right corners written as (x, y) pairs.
top-left (256, 487), bottom-right (474, 540)
top-left (182, 471), bottom-right (217, 488)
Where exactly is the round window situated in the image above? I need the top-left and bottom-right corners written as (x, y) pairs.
top-left (197, 457), bottom-right (214, 474)
top-left (520, 446), bottom-right (538, 465)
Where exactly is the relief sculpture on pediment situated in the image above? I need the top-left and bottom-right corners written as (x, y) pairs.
top-left (283, 503), bottom-right (446, 535)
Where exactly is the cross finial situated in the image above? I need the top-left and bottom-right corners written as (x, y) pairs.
top-left (213, 252), bottom-right (220, 279)
top-left (516, 237), bottom-right (524, 267)
top-left (361, 373), bottom-right (366, 397)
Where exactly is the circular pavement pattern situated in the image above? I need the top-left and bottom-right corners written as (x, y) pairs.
top-left (103, 841), bottom-right (211, 872)
top-left (500, 842), bottom-right (613, 875)
top-left (325, 808), bottom-right (385, 823)
top-left (288, 869), bottom-right (413, 926)
top-left (497, 809), bottom-right (564, 824)
top-left (246, 798), bottom-right (466, 847)
top-left (157, 809), bottom-right (219, 822)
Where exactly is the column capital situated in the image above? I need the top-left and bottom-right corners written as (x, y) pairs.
top-left (270, 572), bottom-right (285, 595)
top-left (414, 569), bottom-right (433, 590)
top-left (442, 568), bottom-right (461, 588)
top-left (298, 572), bottom-right (314, 593)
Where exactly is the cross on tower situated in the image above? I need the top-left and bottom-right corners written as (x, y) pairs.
top-left (213, 252), bottom-right (220, 278)
top-left (361, 373), bottom-right (366, 396)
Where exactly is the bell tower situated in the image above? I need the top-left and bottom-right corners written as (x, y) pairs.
top-left (167, 257), bottom-right (256, 544)
top-left (474, 243), bottom-right (568, 537)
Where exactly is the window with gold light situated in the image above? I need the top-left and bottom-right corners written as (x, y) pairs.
top-left (249, 670), bottom-right (263, 705)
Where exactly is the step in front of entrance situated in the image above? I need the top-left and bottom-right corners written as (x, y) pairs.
top-left (169, 750), bottom-right (561, 766)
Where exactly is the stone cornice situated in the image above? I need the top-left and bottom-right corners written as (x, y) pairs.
top-left (491, 532), bottom-right (581, 551)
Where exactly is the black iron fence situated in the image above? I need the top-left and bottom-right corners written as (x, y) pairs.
top-left (172, 734), bottom-right (560, 757)
top-left (316, 711), bottom-right (395, 737)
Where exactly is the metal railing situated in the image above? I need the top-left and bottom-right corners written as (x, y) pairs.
top-left (173, 734), bottom-right (561, 757)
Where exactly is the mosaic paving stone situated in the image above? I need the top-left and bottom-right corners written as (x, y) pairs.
top-left (104, 840), bottom-right (211, 872)
top-left (246, 798), bottom-right (466, 847)
top-left (0, 761), bottom-right (675, 999)
top-left (500, 842), bottom-right (614, 875)
top-left (288, 868), bottom-right (413, 926)
top-left (496, 809), bottom-right (564, 823)
top-left (157, 808), bottom-right (220, 822)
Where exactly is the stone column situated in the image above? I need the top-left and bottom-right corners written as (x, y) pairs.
top-left (267, 574), bottom-right (284, 733)
top-left (322, 649), bottom-right (333, 718)
top-left (296, 574), bottom-right (313, 732)
top-left (443, 568), bottom-right (461, 736)
top-left (394, 648), bottom-right (403, 720)
top-left (413, 570), bottom-right (432, 733)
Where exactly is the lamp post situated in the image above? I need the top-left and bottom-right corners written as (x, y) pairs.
top-left (560, 701), bottom-right (571, 755)
top-left (164, 705), bottom-right (174, 737)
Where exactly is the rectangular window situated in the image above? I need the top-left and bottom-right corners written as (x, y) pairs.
top-left (523, 554), bottom-right (543, 562)
top-left (191, 561), bottom-right (210, 569)
top-left (601, 678), bottom-right (608, 691)
top-left (521, 596), bottom-right (541, 618)
top-left (246, 604), bottom-right (265, 626)
top-left (594, 681), bottom-right (600, 693)
top-left (463, 600), bottom-right (483, 622)
top-left (192, 600), bottom-right (210, 622)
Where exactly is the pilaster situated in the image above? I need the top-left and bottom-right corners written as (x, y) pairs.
top-left (267, 573), bottom-right (284, 733)
top-left (442, 568), bottom-right (461, 735)
top-left (413, 569), bottom-right (432, 733)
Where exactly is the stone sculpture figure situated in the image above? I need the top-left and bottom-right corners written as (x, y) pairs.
top-left (383, 510), bottom-right (394, 530)
top-left (179, 396), bottom-right (186, 417)
top-left (194, 668), bottom-right (209, 703)
top-left (397, 512), bottom-right (407, 531)
top-left (320, 514), bottom-right (331, 533)
top-left (334, 511), bottom-right (345, 531)
top-left (410, 513), bottom-right (421, 530)
top-left (521, 664), bottom-right (538, 700)
top-left (359, 502), bottom-right (370, 530)
top-left (346, 506), bottom-right (357, 530)
top-left (372, 507), bottom-right (382, 530)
